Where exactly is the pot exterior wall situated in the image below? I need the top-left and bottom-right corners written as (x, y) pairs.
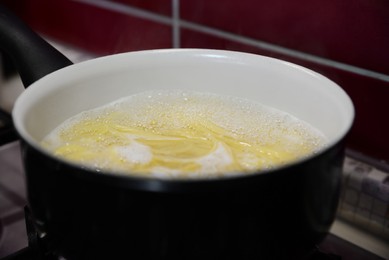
top-left (22, 140), bottom-right (345, 260)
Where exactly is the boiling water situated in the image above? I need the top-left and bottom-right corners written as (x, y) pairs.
top-left (41, 90), bottom-right (327, 178)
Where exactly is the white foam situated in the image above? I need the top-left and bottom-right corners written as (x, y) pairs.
top-left (196, 143), bottom-right (233, 173)
top-left (115, 139), bottom-right (152, 164)
top-left (42, 89), bottom-right (327, 177)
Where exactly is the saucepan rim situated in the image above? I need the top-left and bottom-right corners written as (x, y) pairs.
top-left (12, 48), bottom-right (355, 183)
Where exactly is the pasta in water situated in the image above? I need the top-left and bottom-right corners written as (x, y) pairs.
top-left (41, 90), bottom-right (326, 178)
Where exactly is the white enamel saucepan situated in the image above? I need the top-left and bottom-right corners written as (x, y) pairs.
top-left (0, 5), bottom-right (354, 260)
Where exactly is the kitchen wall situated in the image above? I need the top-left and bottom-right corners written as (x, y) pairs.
top-left (2, 0), bottom-right (389, 163)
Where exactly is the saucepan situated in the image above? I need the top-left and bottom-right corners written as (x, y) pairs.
top-left (0, 5), bottom-right (354, 260)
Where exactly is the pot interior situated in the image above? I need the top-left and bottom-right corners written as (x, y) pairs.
top-left (13, 49), bottom-right (354, 160)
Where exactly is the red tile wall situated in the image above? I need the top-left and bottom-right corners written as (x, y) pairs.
top-left (181, 0), bottom-right (389, 75)
top-left (2, 0), bottom-right (389, 163)
top-left (1, 0), bottom-right (172, 55)
top-left (110, 0), bottom-right (172, 16)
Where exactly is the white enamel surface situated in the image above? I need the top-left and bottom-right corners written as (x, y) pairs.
top-left (13, 49), bottom-right (354, 154)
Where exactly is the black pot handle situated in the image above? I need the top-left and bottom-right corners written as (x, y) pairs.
top-left (0, 5), bottom-right (73, 88)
